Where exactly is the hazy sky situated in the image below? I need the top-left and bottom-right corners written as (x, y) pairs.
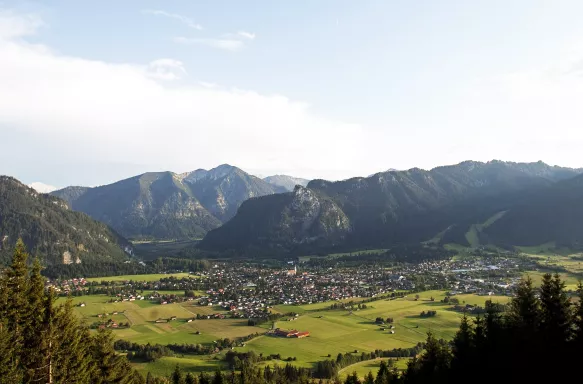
top-left (1, 0), bottom-right (583, 189)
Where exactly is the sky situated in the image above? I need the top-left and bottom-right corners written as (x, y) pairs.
top-left (1, 0), bottom-right (583, 190)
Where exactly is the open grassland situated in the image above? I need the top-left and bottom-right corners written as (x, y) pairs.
top-left (238, 291), bottom-right (510, 368)
top-left (298, 249), bottom-right (389, 262)
top-left (59, 294), bottom-right (258, 346)
top-left (132, 355), bottom-right (226, 377)
top-left (60, 288), bottom-right (510, 377)
top-left (338, 358), bottom-right (411, 380)
top-left (86, 273), bottom-right (195, 282)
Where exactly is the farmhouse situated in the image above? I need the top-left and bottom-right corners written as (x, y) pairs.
top-left (273, 328), bottom-right (310, 338)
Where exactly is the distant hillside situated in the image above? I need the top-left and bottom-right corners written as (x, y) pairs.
top-left (263, 175), bottom-right (310, 192)
top-left (0, 176), bottom-right (130, 265)
top-left (184, 164), bottom-right (281, 222)
top-left (52, 165), bottom-right (283, 240)
top-left (200, 161), bottom-right (583, 253)
top-left (482, 173), bottom-right (583, 248)
top-left (200, 185), bottom-right (350, 253)
top-left (53, 172), bottom-right (221, 240)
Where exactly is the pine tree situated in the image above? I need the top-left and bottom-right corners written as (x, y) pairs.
top-left (3, 239), bottom-right (31, 358)
top-left (364, 371), bottom-right (374, 384)
top-left (540, 273), bottom-right (572, 344)
top-left (91, 328), bottom-right (136, 384)
top-left (54, 298), bottom-right (95, 382)
top-left (0, 319), bottom-right (21, 383)
top-left (345, 371), bottom-right (361, 384)
top-left (451, 314), bottom-right (473, 379)
top-left (575, 282), bottom-right (583, 346)
top-left (22, 258), bottom-right (51, 383)
top-left (212, 369), bottom-right (224, 384)
top-left (185, 372), bottom-right (197, 384)
top-left (507, 276), bottom-right (539, 334)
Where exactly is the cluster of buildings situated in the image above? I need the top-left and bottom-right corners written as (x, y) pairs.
top-left (271, 328), bottom-right (310, 338)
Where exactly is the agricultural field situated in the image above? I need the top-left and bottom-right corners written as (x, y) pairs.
top-left (59, 289), bottom-right (509, 377)
top-left (237, 291), bottom-right (509, 370)
top-left (338, 358), bottom-right (411, 381)
top-left (86, 273), bottom-right (195, 282)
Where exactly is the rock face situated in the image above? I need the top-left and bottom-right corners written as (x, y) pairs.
top-left (184, 165), bottom-right (280, 222)
top-left (199, 161), bottom-right (583, 252)
top-left (199, 185), bottom-right (350, 252)
top-left (263, 175), bottom-right (310, 192)
top-left (0, 176), bottom-right (130, 265)
top-left (51, 165), bottom-right (282, 240)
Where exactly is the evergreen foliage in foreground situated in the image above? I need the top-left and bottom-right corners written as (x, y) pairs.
top-left (0, 239), bottom-right (144, 384)
top-left (3, 240), bottom-right (583, 384)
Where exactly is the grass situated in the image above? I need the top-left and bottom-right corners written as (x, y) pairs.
top-left (298, 249), bottom-right (389, 262)
top-left (86, 273), bottom-right (195, 282)
top-left (238, 291), bottom-right (510, 368)
top-left (132, 355), bottom-right (226, 377)
top-left (338, 358), bottom-right (411, 380)
top-left (63, 285), bottom-right (511, 377)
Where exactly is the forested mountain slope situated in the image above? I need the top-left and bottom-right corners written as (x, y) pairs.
top-left (0, 176), bottom-right (130, 265)
top-left (200, 161), bottom-right (583, 252)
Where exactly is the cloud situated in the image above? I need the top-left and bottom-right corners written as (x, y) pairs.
top-left (0, 9), bottom-right (364, 185)
top-left (0, 9), bottom-right (43, 38)
top-left (147, 59), bottom-right (187, 81)
top-left (236, 31), bottom-right (255, 40)
top-left (142, 9), bottom-right (202, 30)
top-left (174, 37), bottom-right (245, 52)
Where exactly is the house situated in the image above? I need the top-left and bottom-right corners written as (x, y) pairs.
top-left (274, 328), bottom-right (303, 338)
top-left (170, 316), bottom-right (177, 321)
top-left (155, 319), bottom-right (168, 323)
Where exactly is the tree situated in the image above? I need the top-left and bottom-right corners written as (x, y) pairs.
top-left (185, 373), bottom-right (197, 384)
top-left (364, 371), bottom-right (374, 384)
top-left (345, 371), bottom-right (361, 384)
top-left (212, 369), bottom-right (223, 384)
top-left (171, 364), bottom-right (184, 384)
top-left (540, 273), bottom-right (572, 344)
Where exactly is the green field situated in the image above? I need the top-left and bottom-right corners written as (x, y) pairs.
top-left (237, 291), bottom-right (509, 369)
top-left (62, 289), bottom-right (510, 377)
top-left (338, 358), bottom-right (411, 380)
top-left (86, 273), bottom-right (195, 282)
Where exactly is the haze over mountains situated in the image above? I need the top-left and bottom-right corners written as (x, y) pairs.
top-left (200, 161), bottom-right (583, 254)
top-left (51, 165), bottom-right (307, 240)
top-left (3, 160), bottom-right (583, 263)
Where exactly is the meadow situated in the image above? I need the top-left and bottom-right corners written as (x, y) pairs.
top-left (63, 286), bottom-right (510, 378)
top-left (86, 273), bottom-right (195, 282)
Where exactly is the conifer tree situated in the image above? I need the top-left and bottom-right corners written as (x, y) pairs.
top-left (364, 371), bottom-right (374, 384)
top-left (212, 369), bottom-right (224, 384)
top-left (172, 364), bottom-right (184, 384)
top-left (540, 273), bottom-right (572, 344)
top-left (54, 298), bottom-right (95, 382)
top-left (185, 372), bottom-right (197, 384)
top-left (0, 319), bottom-right (20, 383)
top-left (91, 328), bottom-right (136, 384)
top-left (451, 314), bottom-right (473, 378)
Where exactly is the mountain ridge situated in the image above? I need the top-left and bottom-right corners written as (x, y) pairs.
top-left (199, 161), bottom-right (583, 253)
top-left (0, 176), bottom-right (131, 265)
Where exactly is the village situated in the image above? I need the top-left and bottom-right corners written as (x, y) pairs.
top-left (45, 249), bottom-right (539, 324)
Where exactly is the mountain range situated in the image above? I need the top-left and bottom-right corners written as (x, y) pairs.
top-left (0, 176), bottom-right (130, 265)
top-left (6, 159), bottom-right (583, 262)
top-left (199, 161), bottom-right (583, 254)
top-left (51, 165), bottom-right (307, 240)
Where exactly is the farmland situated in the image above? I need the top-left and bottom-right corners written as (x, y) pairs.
top-left (62, 289), bottom-right (509, 377)
top-left (86, 273), bottom-right (195, 282)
